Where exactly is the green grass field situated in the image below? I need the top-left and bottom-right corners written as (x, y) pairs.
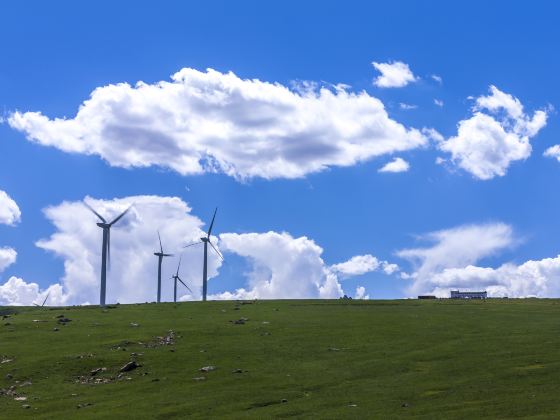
top-left (1, 299), bottom-right (560, 419)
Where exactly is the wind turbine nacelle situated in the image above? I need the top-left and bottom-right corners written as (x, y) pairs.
top-left (97, 222), bottom-right (110, 228)
top-left (201, 237), bottom-right (208, 242)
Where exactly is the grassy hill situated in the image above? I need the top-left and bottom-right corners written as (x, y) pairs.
top-left (1, 299), bottom-right (560, 419)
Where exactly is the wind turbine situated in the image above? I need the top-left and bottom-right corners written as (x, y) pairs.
top-left (84, 201), bottom-right (132, 307)
top-left (33, 292), bottom-right (50, 308)
top-left (154, 231), bottom-right (173, 303)
top-left (171, 256), bottom-right (192, 303)
top-left (184, 207), bottom-right (223, 301)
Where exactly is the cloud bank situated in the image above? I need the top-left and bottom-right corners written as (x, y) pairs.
top-left (0, 196), bottom-right (388, 305)
top-left (397, 222), bottom-right (560, 298)
top-left (8, 68), bottom-right (428, 180)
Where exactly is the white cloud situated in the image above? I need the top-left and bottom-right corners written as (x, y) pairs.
top-left (8, 67), bottom-right (428, 180)
top-left (428, 255), bottom-right (560, 298)
top-left (378, 157), bottom-right (410, 173)
top-left (215, 231), bottom-right (343, 299)
top-left (431, 75), bottom-right (443, 84)
top-left (0, 190), bottom-right (21, 225)
top-left (434, 99), bottom-right (444, 107)
top-left (33, 195), bottom-right (222, 305)
top-left (330, 254), bottom-right (398, 278)
top-left (372, 61), bottom-right (418, 88)
top-left (355, 286), bottom-right (369, 300)
top-left (439, 86), bottom-right (548, 180)
top-left (398, 223), bottom-right (515, 296)
top-left (399, 103), bottom-right (417, 110)
top-left (0, 277), bottom-right (65, 306)
top-left (0, 247), bottom-right (17, 272)
top-left (544, 145), bottom-right (560, 162)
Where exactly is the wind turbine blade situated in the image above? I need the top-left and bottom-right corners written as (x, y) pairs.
top-left (207, 207), bottom-right (218, 237)
top-left (41, 292), bottom-right (50, 307)
top-left (109, 204), bottom-right (133, 226)
top-left (177, 276), bottom-right (192, 293)
top-left (83, 202), bottom-right (106, 223)
top-left (208, 241), bottom-right (224, 261)
top-left (33, 303), bottom-right (39, 307)
top-left (176, 256), bottom-right (182, 276)
top-left (158, 231), bottom-right (163, 253)
top-left (183, 241), bottom-right (202, 248)
top-left (163, 253), bottom-right (173, 257)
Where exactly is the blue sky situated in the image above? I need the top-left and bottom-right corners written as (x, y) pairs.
top-left (1, 1), bottom-right (560, 304)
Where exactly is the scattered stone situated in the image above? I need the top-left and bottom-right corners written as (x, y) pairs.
top-left (328, 347), bottom-right (340, 352)
top-left (348, 403), bottom-right (358, 407)
top-left (169, 349), bottom-right (175, 352)
top-left (281, 399), bottom-right (288, 403)
top-left (77, 403), bottom-right (93, 409)
top-left (57, 318), bottom-right (72, 324)
top-left (14, 397), bottom-right (27, 401)
top-left (5, 374), bottom-right (13, 380)
top-left (55, 314), bottom-right (65, 318)
top-left (151, 378), bottom-right (160, 382)
top-left (90, 368), bottom-right (105, 377)
top-left (4, 322), bottom-right (11, 326)
top-left (142, 331), bottom-right (176, 348)
top-left (1, 358), bottom-right (13, 364)
top-left (402, 403), bottom-right (409, 408)
top-left (130, 322), bottom-right (139, 327)
top-left (200, 366), bottom-right (216, 372)
top-left (120, 361), bottom-right (140, 372)
top-left (32, 319), bottom-right (47, 323)
top-left (53, 328), bottom-right (59, 331)
top-left (232, 369), bottom-right (245, 374)
top-left (19, 381), bottom-right (32, 387)
top-left (262, 321), bottom-right (270, 324)
top-left (2, 315), bottom-right (11, 319)
top-left (193, 376), bottom-right (206, 381)
top-left (22, 404), bottom-right (30, 409)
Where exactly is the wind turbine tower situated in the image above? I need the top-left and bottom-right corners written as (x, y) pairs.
top-left (171, 256), bottom-right (192, 303)
top-left (154, 231), bottom-right (173, 303)
top-left (84, 201), bottom-right (132, 307)
top-left (184, 207), bottom-right (223, 301)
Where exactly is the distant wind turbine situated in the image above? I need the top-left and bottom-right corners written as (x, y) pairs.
top-left (154, 231), bottom-right (173, 303)
top-left (84, 201), bottom-right (133, 307)
top-left (171, 256), bottom-right (192, 303)
top-left (33, 292), bottom-right (50, 307)
top-left (184, 207), bottom-right (223, 301)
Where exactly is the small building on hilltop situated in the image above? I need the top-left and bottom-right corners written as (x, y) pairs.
top-left (450, 290), bottom-right (487, 299)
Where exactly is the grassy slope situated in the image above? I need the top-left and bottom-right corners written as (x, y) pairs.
top-left (1, 299), bottom-right (560, 419)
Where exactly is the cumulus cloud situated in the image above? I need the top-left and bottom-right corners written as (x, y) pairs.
top-left (434, 99), bottom-right (444, 107)
top-left (372, 61), bottom-right (418, 88)
top-left (0, 277), bottom-right (65, 306)
top-left (378, 157), bottom-right (410, 173)
top-left (0, 247), bottom-right (17, 272)
top-left (397, 222), bottom-right (524, 296)
top-left (428, 256), bottom-right (560, 298)
top-left (329, 254), bottom-right (398, 278)
top-left (33, 195), bottom-right (221, 305)
top-left (439, 86), bottom-right (548, 180)
top-left (215, 231), bottom-right (343, 299)
top-left (544, 145), bottom-right (560, 162)
top-left (355, 286), bottom-right (369, 300)
top-left (0, 190), bottom-right (21, 225)
top-left (8, 67), bottom-right (428, 180)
